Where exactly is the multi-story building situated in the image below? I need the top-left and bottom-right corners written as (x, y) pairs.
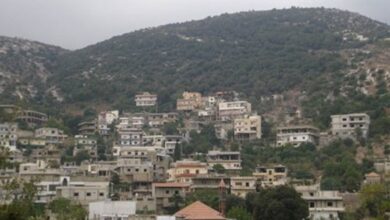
top-left (295, 185), bottom-right (345, 220)
top-left (276, 125), bottom-right (319, 147)
top-left (167, 160), bottom-right (209, 183)
top-left (331, 113), bottom-right (370, 139)
top-left (218, 101), bottom-right (251, 121)
top-left (153, 182), bottom-right (190, 214)
top-left (234, 114), bottom-right (262, 141)
top-left (88, 200), bottom-right (136, 220)
top-left (19, 160), bottom-right (62, 182)
top-left (78, 120), bottom-right (97, 135)
top-left (191, 175), bottom-right (230, 192)
top-left (177, 92), bottom-right (203, 111)
top-left (97, 110), bottom-right (119, 135)
top-left (252, 164), bottom-right (288, 187)
top-left (34, 127), bottom-right (68, 145)
top-left (230, 176), bottom-right (256, 198)
top-left (74, 135), bottom-right (98, 159)
top-left (16, 109), bottom-right (48, 127)
top-left (135, 92), bottom-right (157, 107)
top-left (0, 123), bottom-right (18, 151)
top-left (18, 137), bottom-right (46, 147)
top-left (117, 127), bottom-right (145, 146)
top-left (30, 145), bottom-right (62, 164)
top-left (146, 112), bottom-right (178, 128)
top-left (207, 151), bottom-right (241, 171)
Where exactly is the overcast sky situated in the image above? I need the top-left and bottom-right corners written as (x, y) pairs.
top-left (1, 0), bottom-right (389, 50)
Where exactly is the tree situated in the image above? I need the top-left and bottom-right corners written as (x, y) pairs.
top-left (359, 183), bottom-right (390, 218)
top-left (250, 186), bottom-right (308, 220)
top-left (173, 143), bottom-right (182, 161)
top-left (213, 164), bottom-right (226, 174)
top-left (49, 197), bottom-right (86, 220)
top-left (74, 150), bottom-right (90, 165)
top-left (227, 207), bottom-right (251, 220)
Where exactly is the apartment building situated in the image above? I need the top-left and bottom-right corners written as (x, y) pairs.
top-left (331, 113), bottom-right (370, 139)
top-left (218, 101), bottom-right (251, 121)
top-left (207, 151), bottom-right (241, 171)
top-left (35, 127), bottom-right (68, 145)
top-left (177, 92), bottom-right (203, 111)
top-left (146, 112), bottom-right (178, 128)
top-left (191, 175), bottom-right (230, 192)
top-left (234, 114), bottom-right (262, 141)
top-left (135, 92), bottom-right (158, 107)
top-left (295, 185), bottom-right (345, 220)
top-left (230, 176), bottom-right (256, 198)
top-left (0, 123), bottom-right (18, 151)
top-left (30, 145), bottom-right (62, 165)
top-left (19, 160), bottom-right (61, 182)
top-left (167, 160), bottom-right (209, 183)
top-left (252, 164), bottom-right (288, 187)
top-left (276, 125), bottom-right (319, 147)
top-left (78, 120), bottom-right (97, 135)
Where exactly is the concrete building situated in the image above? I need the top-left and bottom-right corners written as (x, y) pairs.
top-left (74, 135), bottom-right (98, 159)
top-left (230, 176), bottom-right (256, 198)
top-left (153, 182), bottom-right (190, 214)
top-left (218, 101), bottom-right (251, 121)
top-left (135, 92), bottom-right (158, 107)
top-left (167, 160), bottom-right (209, 183)
top-left (191, 175), bottom-right (230, 192)
top-left (331, 113), bottom-right (370, 139)
top-left (78, 120), bottom-right (97, 135)
top-left (177, 92), bottom-right (203, 111)
top-left (252, 164), bottom-right (288, 187)
top-left (374, 158), bottom-right (390, 174)
top-left (0, 123), bottom-right (18, 151)
top-left (89, 200), bottom-right (136, 220)
top-left (16, 109), bottom-right (48, 127)
top-left (363, 172), bottom-right (381, 184)
top-left (117, 127), bottom-right (145, 146)
top-left (34, 127), bottom-right (68, 145)
top-left (234, 114), bottom-right (262, 141)
top-left (207, 151), bottom-right (241, 171)
top-left (276, 125), bottom-right (319, 147)
top-left (295, 185), bottom-right (345, 220)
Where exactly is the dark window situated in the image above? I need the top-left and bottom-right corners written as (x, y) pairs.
top-left (327, 202), bottom-right (333, 207)
top-left (86, 192), bottom-right (91, 196)
top-left (310, 202), bottom-right (315, 208)
top-left (73, 192), bottom-right (79, 197)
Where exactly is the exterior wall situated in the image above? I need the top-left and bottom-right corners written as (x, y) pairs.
top-left (88, 200), bottom-right (136, 220)
top-left (152, 184), bottom-right (189, 213)
top-left (230, 177), bottom-right (256, 198)
top-left (276, 126), bottom-right (319, 147)
top-left (0, 123), bottom-right (18, 151)
top-left (331, 113), bottom-right (370, 139)
top-left (135, 92), bottom-right (158, 107)
top-left (234, 115), bottom-right (261, 140)
top-left (167, 161), bottom-right (208, 183)
top-left (252, 165), bottom-right (288, 187)
top-left (207, 151), bottom-right (241, 170)
top-left (218, 101), bottom-right (251, 121)
top-left (35, 127), bottom-right (67, 144)
top-left (176, 92), bottom-right (203, 111)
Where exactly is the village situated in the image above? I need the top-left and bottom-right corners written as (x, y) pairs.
top-left (0, 90), bottom-right (388, 220)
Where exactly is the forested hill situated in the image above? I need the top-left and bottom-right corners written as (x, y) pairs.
top-left (50, 8), bottom-right (390, 111)
top-left (1, 8), bottom-right (390, 119)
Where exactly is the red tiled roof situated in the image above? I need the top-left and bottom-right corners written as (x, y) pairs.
top-left (153, 182), bottom-right (190, 188)
top-left (175, 201), bottom-right (225, 220)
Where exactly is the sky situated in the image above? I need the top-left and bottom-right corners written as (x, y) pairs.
top-left (0, 0), bottom-right (389, 50)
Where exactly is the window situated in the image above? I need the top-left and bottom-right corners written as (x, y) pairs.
top-left (73, 192), bottom-right (79, 197)
top-left (99, 192), bottom-right (104, 196)
top-left (327, 202), bottom-right (333, 207)
top-left (309, 202), bottom-right (315, 208)
top-left (245, 182), bottom-right (250, 187)
top-left (309, 192), bottom-right (314, 196)
top-left (165, 190), bottom-right (170, 194)
top-left (86, 192), bottom-right (91, 196)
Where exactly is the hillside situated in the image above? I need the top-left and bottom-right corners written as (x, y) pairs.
top-left (1, 8), bottom-right (390, 123)
top-left (0, 36), bottom-right (66, 103)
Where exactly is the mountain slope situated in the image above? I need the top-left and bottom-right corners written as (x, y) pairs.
top-left (0, 36), bottom-right (66, 103)
top-left (50, 8), bottom-right (390, 111)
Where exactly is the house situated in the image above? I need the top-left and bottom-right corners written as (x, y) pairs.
top-left (230, 176), bottom-right (256, 198)
top-left (217, 101), bottom-right (251, 121)
top-left (74, 135), bottom-right (98, 159)
top-left (374, 158), bottom-right (390, 174)
top-left (191, 175), bottom-right (230, 192)
top-left (19, 160), bottom-right (61, 182)
top-left (34, 127), bottom-right (68, 145)
top-left (153, 182), bottom-right (190, 214)
top-left (177, 92), bottom-right (203, 111)
top-left (331, 113), bottom-right (370, 139)
top-left (117, 127), bottom-right (145, 146)
top-left (252, 164), bottom-right (288, 187)
top-left (175, 201), bottom-right (226, 220)
top-left (364, 172), bottom-right (381, 184)
top-left (233, 114), bottom-right (262, 141)
top-left (295, 184), bottom-right (345, 220)
top-left (135, 92), bottom-right (158, 107)
top-left (276, 125), bottom-right (319, 147)
top-left (207, 151), bottom-right (241, 171)
top-left (0, 123), bottom-right (18, 151)
top-left (167, 160), bottom-right (209, 183)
